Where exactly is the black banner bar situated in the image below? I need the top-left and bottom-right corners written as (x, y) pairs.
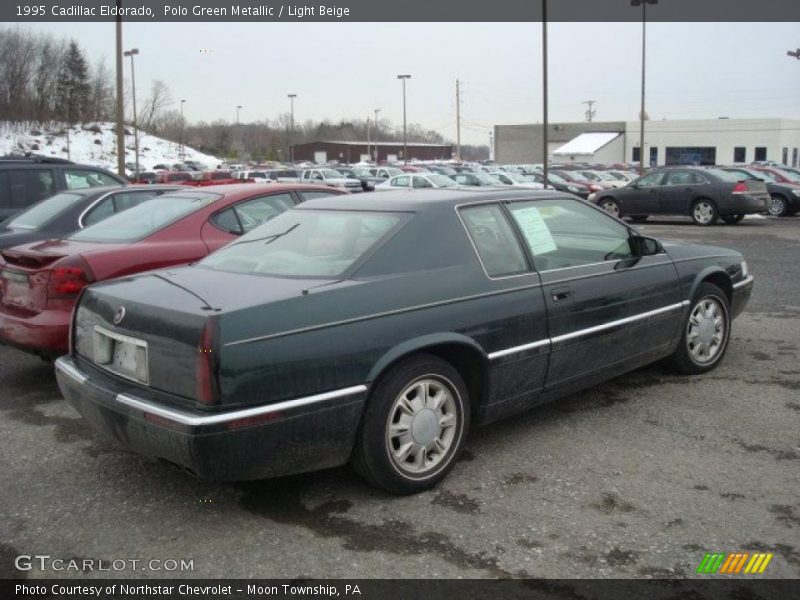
top-left (2, 0), bottom-right (800, 22)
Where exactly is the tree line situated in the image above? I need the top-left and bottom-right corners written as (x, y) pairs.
top-left (0, 28), bottom-right (488, 161)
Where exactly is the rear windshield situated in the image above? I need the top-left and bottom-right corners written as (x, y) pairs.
top-left (199, 209), bottom-right (404, 278)
top-left (69, 191), bottom-right (221, 243)
top-left (6, 192), bottom-right (84, 230)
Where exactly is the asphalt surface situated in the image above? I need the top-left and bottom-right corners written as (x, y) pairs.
top-left (1, 215), bottom-right (798, 580)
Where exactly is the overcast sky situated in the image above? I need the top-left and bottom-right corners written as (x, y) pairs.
top-left (20, 21), bottom-right (800, 144)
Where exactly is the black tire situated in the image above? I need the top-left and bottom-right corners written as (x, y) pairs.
top-left (629, 215), bottom-right (649, 222)
top-left (767, 194), bottom-right (789, 217)
top-left (598, 198), bottom-right (622, 218)
top-left (666, 282), bottom-right (731, 375)
top-left (691, 199), bottom-right (718, 226)
top-left (721, 213), bottom-right (744, 224)
top-left (352, 354), bottom-right (470, 495)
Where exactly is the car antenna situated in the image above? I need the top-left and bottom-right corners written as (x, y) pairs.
top-left (149, 273), bottom-right (221, 312)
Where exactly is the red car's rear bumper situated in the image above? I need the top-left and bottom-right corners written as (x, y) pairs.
top-left (0, 304), bottom-right (70, 356)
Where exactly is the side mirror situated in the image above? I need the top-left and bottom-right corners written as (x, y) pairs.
top-left (631, 235), bottom-right (663, 257)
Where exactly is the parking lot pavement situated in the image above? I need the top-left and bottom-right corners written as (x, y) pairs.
top-left (1, 216), bottom-right (798, 580)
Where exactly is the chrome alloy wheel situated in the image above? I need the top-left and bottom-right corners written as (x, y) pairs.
top-left (693, 201), bottom-right (715, 225)
top-left (767, 195), bottom-right (786, 217)
top-left (600, 200), bottom-right (620, 217)
top-left (385, 376), bottom-right (459, 477)
top-left (686, 297), bottom-right (727, 364)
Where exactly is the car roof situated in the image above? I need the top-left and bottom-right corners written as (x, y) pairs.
top-left (299, 188), bottom-right (573, 212)
top-left (167, 182), bottom-right (344, 201)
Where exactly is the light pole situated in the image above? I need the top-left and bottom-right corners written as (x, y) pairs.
top-left (288, 93), bottom-right (297, 163)
top-left (788, 48), bottom-right (800, 60)
top-left (632, 0), bottom-right (657, 174)
top-left (236, 105), bottom-right (242, 125)
top-left (180, 99), bottom-right (186, 160)
top-left (373, 108), bottom-right (381, 163)
top-left (114, 11), bottom-right (124, 177)
top-left (123, 48), bottom-right (140, 177)
top-left (397, 74), bottom-right (411, 164)
top-left (542, 0), bottom-right (548, 188)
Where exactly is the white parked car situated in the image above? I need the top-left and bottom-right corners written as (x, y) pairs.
top-left (490, 172), bottom-right (545, 189)
top-left (376, 173), bottom-right (458, 190)
top-left (301, 168), bottom-right (363, 193)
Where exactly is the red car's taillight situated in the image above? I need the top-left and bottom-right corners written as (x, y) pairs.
top-left (732, 181), bottom-right (749, 194)
top-left (196, 317), bottom-right (220, 405)
top-left (46, 256), bottom-right (95, 299)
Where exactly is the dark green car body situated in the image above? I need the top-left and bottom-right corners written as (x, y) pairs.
top-left (55, 190), bottom-right (753, 481)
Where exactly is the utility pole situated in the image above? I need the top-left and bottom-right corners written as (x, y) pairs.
top-left (489, 130), bottom-right (494, 162)
top-left (542, 0), bottom-right (549, 188)
top-left (373, 108), bottom-right (381, 163)
top-left (180, 99), bottom-right (186, 161)
top-left (456, 79), bottom-right (462, 162)
top-left (366, 115), bottom-right (371, 163)
top-left (123, 48), bottom-right (140, 177)
top-left (397, 74), bottom-right (411, 164)
top-left (114, 9), bottom-right (125, 177)
top-left (583, 100), bottom-right (596, 122)
top-left (631, 0), bottom-right (657, 174)
top-left (288, 93), bottom-right (297, 163)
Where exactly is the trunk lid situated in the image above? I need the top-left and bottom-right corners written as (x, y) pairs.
top-left (73, 266), bottom-right (335, 403)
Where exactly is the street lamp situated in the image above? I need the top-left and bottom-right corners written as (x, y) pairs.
top-left (179, 99), bottom-right (186, 160)
top-left (236, 105), bottom-right (242, 125)
top-left (788, 48), bottom-right (800, 60)
top-left (631, 0), bottom-right (657, 174)
top-left (397, 75), bottom-right (411, 164)
top-left (288, 93), bottom-right (297, 163)
top-left (373, 108), bottom-right (381, 163)
top-left (123, 48), bottom-right (140, 177)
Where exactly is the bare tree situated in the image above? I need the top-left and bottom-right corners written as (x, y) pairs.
top-left (141, 79), bottom-right (172, 131)
top-left (88, 57), bottom-right (113, 122)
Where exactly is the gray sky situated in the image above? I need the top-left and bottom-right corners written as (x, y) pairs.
top-left (20, 21), bottom-right (800, 144)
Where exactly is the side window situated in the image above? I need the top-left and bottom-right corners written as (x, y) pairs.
top-left (64, 169), bottom-right (119, 189)
top-left (507, 199), bottom-right (634, 271)
top-left (412, 176), bottom-right (432, 188)
top-left (392, 176), bottom-right (410, 187)
top-left (82, 197), bottom-right (116, 226)
top-left (212, 208), bottom-right (242, 235)
top-left (460, 204), bottom-right (528, 278)
top-left (634, 172), bottom-right (663, 188)
top-left (9, 170), bottom-right (56, 208)
top-left (233, 192), bottom-right (295, 233)
top-left (0, 172), bottom-right (9, 208)
top-left (664, 170), bottom-right (692, 185)
top-left (112, 191), bottom-right (158, 212)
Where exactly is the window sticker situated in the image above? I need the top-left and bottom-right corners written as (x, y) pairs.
top-left (513, 206), bottom-right (558, 255)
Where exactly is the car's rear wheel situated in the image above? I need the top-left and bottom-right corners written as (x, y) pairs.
top-left (691, 199), bottom-right (718, 226)
top-left (667, 282), bottom-right (731, 375)
top-left (629, 215), bottom-right (649, 222)
top-left (721, 213), bottom-right (744, 224)
top-left (599, 199), bottom-right (621, 218)
top-left (352, 354), bottom-right (470, 494)
top-left (767, 194), bottom-right (789, 217)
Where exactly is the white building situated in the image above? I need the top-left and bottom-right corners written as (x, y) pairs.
top-left (494, 118), bottom-right (800, 168)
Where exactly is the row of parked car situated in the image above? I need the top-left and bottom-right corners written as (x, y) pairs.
top-left (0, 164), bottom-right (755, 494)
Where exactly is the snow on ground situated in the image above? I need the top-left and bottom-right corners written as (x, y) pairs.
top-left (0, 121), bottom-right (220, 172)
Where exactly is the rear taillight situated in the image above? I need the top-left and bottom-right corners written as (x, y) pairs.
top-left (196, 317), bottom-right (220, 405)
top-left (732, 181), bottom-right (748, 194)
top-left (46, 256), bottom-right (95, 299)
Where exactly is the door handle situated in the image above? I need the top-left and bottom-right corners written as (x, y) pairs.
top-left (551, 287), bottom-right (573, 302)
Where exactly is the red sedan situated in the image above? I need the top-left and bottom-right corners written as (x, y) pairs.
top-left (0, 183), bottom-right (344, 357)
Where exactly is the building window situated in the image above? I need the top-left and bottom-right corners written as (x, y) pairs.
top-left (754, 147), bottom-right (767, 162)
top-left (782, 147), bottom-right (789, 166)
top-left (649, 147), bottom-right (658, 166)
top-left (632, 147), bottom-right (641, 163)
top-left (665, 147), bottom-right (716, 166)
top-left (733, 147), bottom-right (746, 163)
top-left (793, 148), bottom-right (798, 168)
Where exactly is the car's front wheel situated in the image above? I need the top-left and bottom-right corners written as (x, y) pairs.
top-left (767, 194), bottom-right (789, 217)
top-left (599, 198), bottom-right (621, 218)
top-left (667, 282), bottom-right (731, 375)
top-left (352, 355), bottom-right (470, 494)
top-left (691, 199), bottom-right (718, 226)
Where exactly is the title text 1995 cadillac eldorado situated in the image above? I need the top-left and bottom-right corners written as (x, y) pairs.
top-left (54, 190), bottom-right (753, 494)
